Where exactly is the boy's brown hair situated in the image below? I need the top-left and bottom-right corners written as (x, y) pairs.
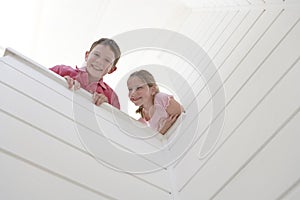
top-left (89, 38), bottom-right (121, 67)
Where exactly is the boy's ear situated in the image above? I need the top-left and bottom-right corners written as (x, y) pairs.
top-left (85, 51), bottom-right (89, 61)
top-left (108, 66), bottom-right (117, 74)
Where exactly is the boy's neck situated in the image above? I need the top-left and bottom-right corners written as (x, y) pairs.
top-left (88, 75), bottom-right (101, 84)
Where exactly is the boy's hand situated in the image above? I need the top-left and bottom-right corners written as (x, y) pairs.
top-left (93, 92), bottom-right (108, 106)
top-left (64, 76), bottom-right (80, 90)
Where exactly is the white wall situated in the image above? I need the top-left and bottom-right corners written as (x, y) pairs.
top-left (170, 0), bottom-right (300, 199)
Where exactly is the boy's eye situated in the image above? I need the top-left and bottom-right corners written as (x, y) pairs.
top-left (105, 59), bottom-right (112, 63)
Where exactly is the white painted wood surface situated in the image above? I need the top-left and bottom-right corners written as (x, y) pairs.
top-left (0, 49), bottom-right (172, 200)
top-left (173, 2), bottom-right (300, 200)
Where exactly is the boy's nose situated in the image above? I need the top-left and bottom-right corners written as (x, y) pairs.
top-left (95, 58), bottom-right (104, 65)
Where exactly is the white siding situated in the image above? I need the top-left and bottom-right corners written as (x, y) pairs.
top-left (172, 1), bottom-right (300, 200)
top-left (0, 50), bottom-right (171, 199)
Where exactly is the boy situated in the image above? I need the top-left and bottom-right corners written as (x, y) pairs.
top-left (50, 38), bottom-right (121, 109)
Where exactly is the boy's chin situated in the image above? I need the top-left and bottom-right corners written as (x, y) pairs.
top-left (87, 67), bottom-right (106, 78)
top-left (92, 73), bottom-right (105, 80)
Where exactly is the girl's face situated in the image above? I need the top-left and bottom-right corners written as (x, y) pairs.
top-left (127, 76), bottom-right (155, 107)
top-left (85, 44), bottom-right (115, 81)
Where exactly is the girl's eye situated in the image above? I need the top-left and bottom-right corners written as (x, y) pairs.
top-left (137, 86), bottom-right (142, 90)
top-left (94, 53), bottom-right (100, 57)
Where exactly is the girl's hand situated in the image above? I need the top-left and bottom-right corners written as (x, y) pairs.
top-left (93, 92), bottom-right (108, 106)
top-left (64, 76), bottom-right (81, 90)
top-left (159, 114), bottom-right (179, 135)
top-left (166, 97), bottom-right (183, 116)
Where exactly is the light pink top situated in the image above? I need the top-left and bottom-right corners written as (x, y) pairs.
top-left (139, 92), bottom-right (172, 132)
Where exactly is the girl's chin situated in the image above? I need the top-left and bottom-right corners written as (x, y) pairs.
top-left (132, 101), bottom-right (142, 107)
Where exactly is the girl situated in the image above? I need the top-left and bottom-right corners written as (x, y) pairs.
top-left (127, 70), bottom-right (184, 134)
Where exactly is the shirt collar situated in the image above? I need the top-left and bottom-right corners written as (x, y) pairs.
top-left (98, 79), bottom-right (107, 89)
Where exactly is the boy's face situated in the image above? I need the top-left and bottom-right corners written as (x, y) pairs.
top-left (85, 44), bottom-right (115, 80)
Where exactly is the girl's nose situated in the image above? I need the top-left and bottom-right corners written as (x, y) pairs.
top-left (129, 90), bottom-right (134, 98)
top-left (129, 89), bottom-right (137, 98)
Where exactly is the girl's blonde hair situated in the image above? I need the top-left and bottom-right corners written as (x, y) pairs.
top-left (128, 70), bottom-right (160, 116)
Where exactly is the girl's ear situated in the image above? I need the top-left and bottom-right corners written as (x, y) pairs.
top-left (108, 66), bottom-right (117, 74)
top-left (85, 51), bottom-right (89, 61)
top-left (151, 85), bottom-right (156, 95)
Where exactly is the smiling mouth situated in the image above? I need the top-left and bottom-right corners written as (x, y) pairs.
top-left (91, 64), bottom-right (103, 71)
top-left (130, 97), bottom-right (142, 102)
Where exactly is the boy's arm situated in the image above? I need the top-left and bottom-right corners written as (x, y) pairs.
top-left (110, 92), bottom-right (120, 109)
top-left (50, 65), bottom-right (80, 89)
top-left (49, 65), bottom-right (78, 78)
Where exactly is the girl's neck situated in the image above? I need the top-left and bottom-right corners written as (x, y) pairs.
top-left (142, 105), bottom-right (151, 112)
top-left (142, 99), bottom-right (154, 120)
top-left (142, 98), bottom-right (154, 112)
top-left (142, 107), bottom-right (152, 121)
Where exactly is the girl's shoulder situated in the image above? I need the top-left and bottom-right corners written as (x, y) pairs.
top-left (155, 92), bottom-right (172, 99)
top-left (154, 92), bottom-right (173, 108)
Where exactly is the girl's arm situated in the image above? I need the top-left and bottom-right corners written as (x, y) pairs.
top-left (166, 97), bottom-right (183, 116)
top-left (159, 97), bottom-right (183, 134)
top-left (159, 114), bottom-right (179, 134)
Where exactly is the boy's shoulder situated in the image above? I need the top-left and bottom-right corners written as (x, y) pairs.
top-left (50, 65), bottom-right (81, 77)
top-left (52, 64), bottom-right (78, 70)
